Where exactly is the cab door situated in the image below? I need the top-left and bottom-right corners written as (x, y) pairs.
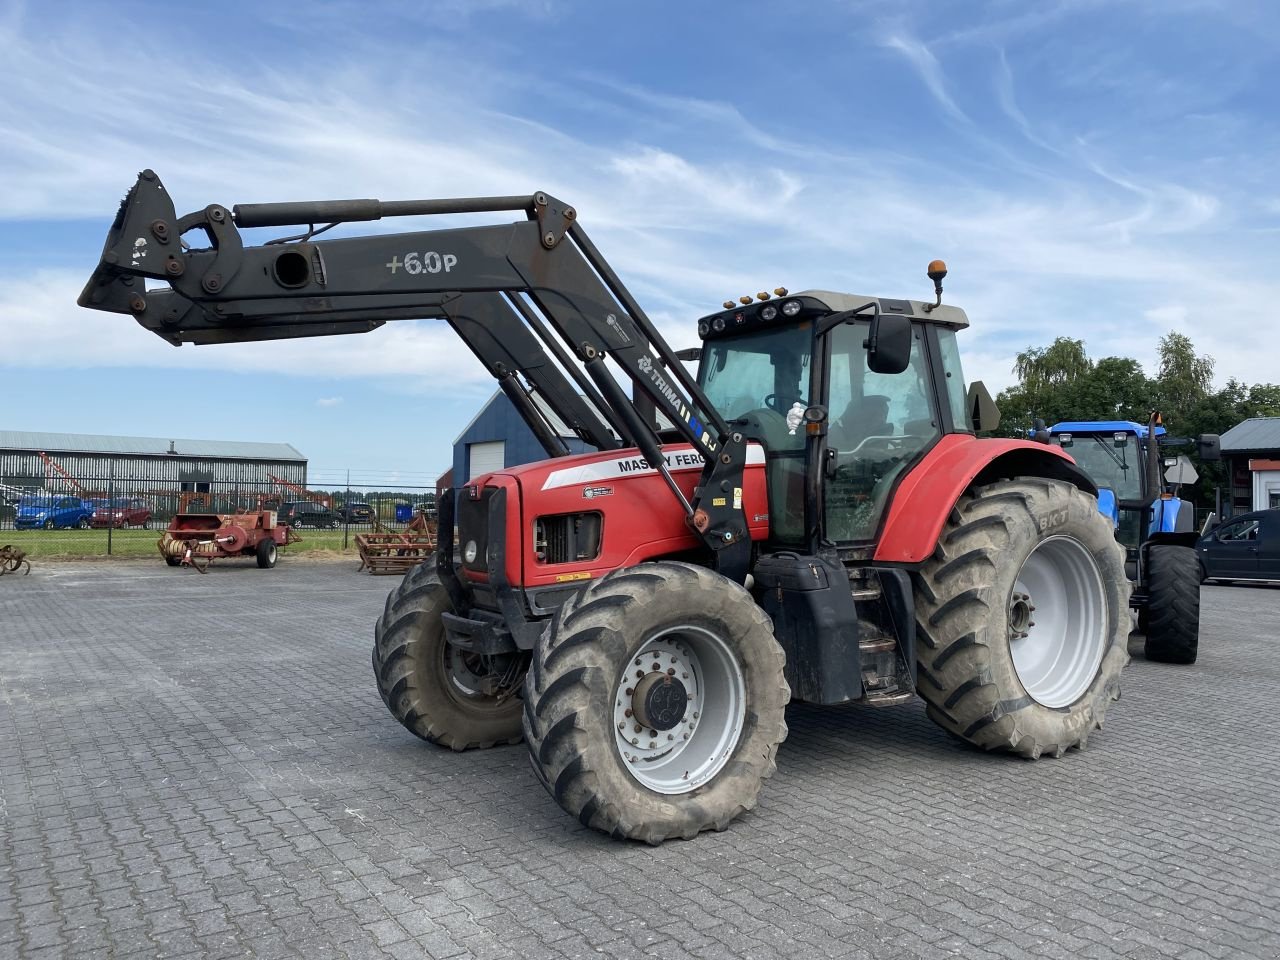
top-left (822, 320), bottom-right (939, 542)
top-left (1203, 516), bottom-right (1262, 579)
top-left (1257, 513), bottom-right (1280, 581)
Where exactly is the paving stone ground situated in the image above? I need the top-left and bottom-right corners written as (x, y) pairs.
top-left (2, 558), bottom-right (1278, 959)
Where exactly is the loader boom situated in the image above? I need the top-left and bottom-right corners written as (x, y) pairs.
top-left (79, 171), bottom-right (752, 577)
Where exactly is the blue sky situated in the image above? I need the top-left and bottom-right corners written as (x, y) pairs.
top-left (3, 0), bottom-right (1277, 482)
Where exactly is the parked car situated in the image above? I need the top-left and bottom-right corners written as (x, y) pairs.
top-left (278, 500), bottom-right (342, 529)
top-left (338, 501), bottom-right (375, 523)
top-left (91, 497), bottom-right (153, 529)
top-left (1197, 509), bottom-right (1280, 584)
top-left (15, 495), bottom-right (95, 530)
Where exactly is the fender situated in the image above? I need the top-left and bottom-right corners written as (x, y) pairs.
top-left (874, 435), bottom-right (1095, 564)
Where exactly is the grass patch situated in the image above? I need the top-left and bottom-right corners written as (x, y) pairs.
top-left (0, 527), bottom-right (361, 559)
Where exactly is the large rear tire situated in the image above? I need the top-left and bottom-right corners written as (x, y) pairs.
top-left (1143, 545), bottom-right (1200, 664)
top-left (914, 479), bottom-right (1130, 758)
top-left (523, 562), bottom-right (789, 844)
top-left (373, 562), bottom-right (524, 750)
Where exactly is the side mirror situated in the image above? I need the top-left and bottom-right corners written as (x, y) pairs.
top-left (1197, 433), bottom-right (1221, 462)
top-left (674, 347), bottom-right (701, 363)
top-left (864, 313), bottom-right (911, 374)
top-left (966, 381), bottom-right (1001, 433)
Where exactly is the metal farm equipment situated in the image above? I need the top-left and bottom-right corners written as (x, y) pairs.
top-left (0, 544), bottom-right (30, 576)
top-left (158, 507), bottom-right (296, 572)
top-left (82, 171), bottom-right (1131, 843)
top-left (356, 513), bottom-right (438, 575)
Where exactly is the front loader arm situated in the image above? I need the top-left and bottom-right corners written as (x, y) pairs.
top-left (79, 170), bottom-right (752, 578)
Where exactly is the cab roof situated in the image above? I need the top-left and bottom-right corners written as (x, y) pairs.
top-left (1049, 420), bottom-right (1167, 438)
top-left (796, 290), bottom-right (969, 329)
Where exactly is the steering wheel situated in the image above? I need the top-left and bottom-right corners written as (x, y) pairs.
top-left (764, 393), bottom-right (804, 413)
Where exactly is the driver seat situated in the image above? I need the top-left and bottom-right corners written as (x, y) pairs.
top-left (830, 394), bottom-right (892, 451)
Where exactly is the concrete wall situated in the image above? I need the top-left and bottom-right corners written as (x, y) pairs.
top-left (1250, 459), bottom-right (1280, 511)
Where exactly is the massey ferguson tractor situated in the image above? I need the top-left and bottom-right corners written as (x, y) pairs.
top-left (80, 172), bottom-right (1130, 843)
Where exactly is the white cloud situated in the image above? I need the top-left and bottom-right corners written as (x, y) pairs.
top-left (880, 33), bottom-right (969, 124)
top-left (315, 396), bottom-right (343, 407)
top-left (1, 3), bottom-right (1278, 406)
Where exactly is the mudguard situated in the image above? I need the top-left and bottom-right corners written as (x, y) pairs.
top-left (1151, 496), bottom-right (1194, 536)
top-left (874, 435), bottom-right (1095, 564)
top-left (1096, 487), bottom-right (1119, 529)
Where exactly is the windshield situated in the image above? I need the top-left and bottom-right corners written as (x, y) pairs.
top-left (699, 325), bottom-right (811, 424)
top-left (1059, 434), bottom-right (1143, 500)
top-left (698, 324), bottom-right (812, 543)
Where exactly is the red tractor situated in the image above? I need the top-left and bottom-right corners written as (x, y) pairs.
top-left (82, 173), bottom-right (1129, 843)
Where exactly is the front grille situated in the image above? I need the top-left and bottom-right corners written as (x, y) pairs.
top-left (456, 487), bottom-right (495, 573)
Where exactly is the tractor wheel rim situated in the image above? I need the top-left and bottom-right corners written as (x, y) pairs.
top-left (612, 625), bottom-right (746, 795)
top-left (443, 646), bottom-right (489, 699)
top-left (1009, 535), bottom-right (1107, 708)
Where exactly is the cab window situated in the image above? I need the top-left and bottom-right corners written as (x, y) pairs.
top-left (825, 321), bottom-right (939, 542)
top-left (1218, 519), bottom-right (1260, 542)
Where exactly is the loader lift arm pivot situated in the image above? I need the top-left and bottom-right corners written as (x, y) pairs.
top-left (79, 171), bottom-right (751, 577)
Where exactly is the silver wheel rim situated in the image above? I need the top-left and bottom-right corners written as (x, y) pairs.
top-left (612, 625), bottom-right (746, 795)
top-left (443, 647), bottom-right (488, 699)
top-left (1009, 535), bottom-right (1107, 708)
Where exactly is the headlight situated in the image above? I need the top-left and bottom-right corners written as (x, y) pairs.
top-left (712, 317), bottom-right (726, 333)
top-left (781, 300), bottom-right (801, 317)
top-left (463, 540), bottom-right (478, 564)
top-left (760, 305), bottom-right (777, 321)
top-left (697, 320), bottom-right (709, 338)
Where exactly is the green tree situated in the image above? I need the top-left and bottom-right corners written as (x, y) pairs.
top-left (1155, 332), bottom-right (1214, 424)
top-left (1014, 337), bottom-right (1092, 393)
top-left (997, 337), bottom-right (1096, 437)
top-left (1062, 357), bottom-right (1154, 423)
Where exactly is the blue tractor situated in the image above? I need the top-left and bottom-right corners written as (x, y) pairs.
top-left (1035, 414), bottom-right (1220, 664)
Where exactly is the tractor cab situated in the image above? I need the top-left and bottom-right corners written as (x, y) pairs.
top-left (1046, 421), bottom-right (1160, 550)
top-left (695, 288), bottom-right (976, 548)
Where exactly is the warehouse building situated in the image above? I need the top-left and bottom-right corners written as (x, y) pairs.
top-left (0, 430), bottom-right (306, 510)
top-left (1221, 418), bottom-right (1280, 515)
top-left (452, 392), bottom-right (592, 484)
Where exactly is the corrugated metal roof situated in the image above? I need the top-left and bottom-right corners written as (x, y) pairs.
top-left (1221, 418), bottom-right (1280, 452)
top-left (0, 430), bottom-right (305, 461)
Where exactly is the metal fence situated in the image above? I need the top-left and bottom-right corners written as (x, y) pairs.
top-left (0, 472), bottom-right (440, 560)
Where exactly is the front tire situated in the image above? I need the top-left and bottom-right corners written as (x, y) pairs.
top-left (914, 479), bottom-right (1129, 758)
top-left (373, 563), bottom-right (524, 749)
top-left (1143, 545), bottom-right (1200, 664)
top-left (256, 539), bottom-right (278, 569)
top-left (523, 562), bottom-right (789, 844)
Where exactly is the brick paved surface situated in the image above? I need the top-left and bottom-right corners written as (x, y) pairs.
top-left (2, 559), bottom-right (1278, 959)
